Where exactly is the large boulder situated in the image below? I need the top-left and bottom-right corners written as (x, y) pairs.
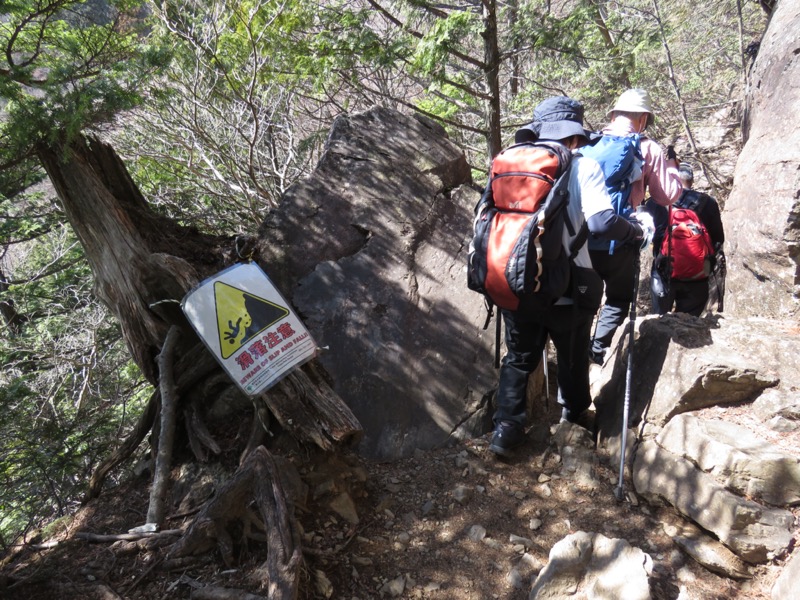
top-left (259, 107), bottom-right (494, 459)
top-left (724, 0), bottom-right (800, 319)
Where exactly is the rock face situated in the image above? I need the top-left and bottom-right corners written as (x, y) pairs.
top-left (724, 0), bottom-right (800, 319)
top-left (593, 312), bottom-right (800, 566)
top-left (593, 313), bottom-right (786, 436)
top-left (260, 107), bottom-right (493, 459)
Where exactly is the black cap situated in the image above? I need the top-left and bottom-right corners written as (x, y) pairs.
top-left (532, 96), bottom-right (591, 141)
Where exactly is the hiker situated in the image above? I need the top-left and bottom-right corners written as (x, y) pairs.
top-left (487, 96), bottom-right (653, 457)
top-left (587, 89), bottom-right (683, 366)
top-left (648, 162), bottom-right (725, 316)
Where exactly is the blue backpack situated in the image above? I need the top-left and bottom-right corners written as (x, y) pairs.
top-left (581, 134), bottom-right (643, 254)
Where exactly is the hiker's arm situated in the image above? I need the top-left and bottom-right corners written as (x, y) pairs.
top-left (576, 155), bottom-right (642, 243)
top-left (700, 198), bottom-right (725, 248)
top-left (641, 139), bottom-right (682, 206)
top-left (587, 209), bottom-right (642, 243)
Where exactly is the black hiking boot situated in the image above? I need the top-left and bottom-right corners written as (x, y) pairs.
top-left (560, 407), bottom-right (590, 426)
top-left (489, 421), bottom-right (525, 457)
top-left (560, 408), bottom-right (596, 436)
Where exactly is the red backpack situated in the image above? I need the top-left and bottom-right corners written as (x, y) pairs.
top-left (467, 141), bottom-right (575, 311)
top-left (661, 200), bottom-right (714, 280)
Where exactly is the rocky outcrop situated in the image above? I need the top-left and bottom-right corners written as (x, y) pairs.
top-left (593, 312), bottom-right (800, 566)
top-left (724, 0), bottom-right (800, 319)
top-left (634, 437), bottom-right (794, 563)
top-left (662, 519), bottom-right (753, 580)
top-left (593, 313), bottom-right (785, 436)
top-left (259, 107), bottom-right (491, 459)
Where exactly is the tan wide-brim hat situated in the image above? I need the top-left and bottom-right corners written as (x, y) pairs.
top-left (608, 88), bottom-right (654, 128)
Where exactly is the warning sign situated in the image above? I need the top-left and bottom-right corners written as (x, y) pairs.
top-left (181, 263), bottom-right (317, 396)
top-left (214, 281), bottom-right (290, 359)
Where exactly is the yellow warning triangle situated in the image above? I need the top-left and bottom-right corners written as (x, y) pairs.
top-left (214, 281), bottom-right (290, 359)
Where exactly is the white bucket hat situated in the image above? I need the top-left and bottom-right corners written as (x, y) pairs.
top-left (608, 88), bottom-right (654, 128)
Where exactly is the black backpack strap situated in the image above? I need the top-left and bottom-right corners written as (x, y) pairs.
top-left (676, 189), bottom-right (709, 214)
top-left (494, 310), bottom-right (502, 369)
top-left (479, 297), bottom-right (502, 370)
top-left (568, 220), bottom-right (590, 261)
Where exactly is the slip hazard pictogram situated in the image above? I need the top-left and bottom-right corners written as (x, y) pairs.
top-left (214, 281), bottom-right (289, 359)
top-left (182, 262), bottom-right (316, 396)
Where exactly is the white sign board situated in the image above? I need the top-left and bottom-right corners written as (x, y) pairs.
top-left (181, 263), bottom-right (317, 396)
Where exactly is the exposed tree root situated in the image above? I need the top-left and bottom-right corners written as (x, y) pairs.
top-left (190, 587), bottom-right (266, 600)
top-left (168, 446), bottom-right (302, 599)
top-left (76, 529), bottom-right (183, 543)
top-left (184, 399), bottom-right (222, 462)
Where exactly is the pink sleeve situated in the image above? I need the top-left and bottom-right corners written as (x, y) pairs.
top-left (640, 138), bottom-right (682, 207)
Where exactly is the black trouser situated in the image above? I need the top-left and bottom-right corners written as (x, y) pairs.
top-left (494, 305), bottom-right (594, 427)
top-left (589, 245), bottom-right (639, 355)
top-left (651, 273), bottom-right (709, 316)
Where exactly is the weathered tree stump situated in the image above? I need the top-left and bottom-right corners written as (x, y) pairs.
top-left (168, 446), bottom-right (302, 599)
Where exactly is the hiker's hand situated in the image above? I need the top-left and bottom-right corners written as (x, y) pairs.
top-left (666, 145), bottom-right (678, 161)
top-left (654, 253), bottom-right (672, 275)
top-left (630, 211), bottom-right (655, 251)
top-left (716, 249), bottom-right (726, 269)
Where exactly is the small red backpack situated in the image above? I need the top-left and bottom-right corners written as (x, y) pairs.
top-left (661, 193), bottom-right (714, 280)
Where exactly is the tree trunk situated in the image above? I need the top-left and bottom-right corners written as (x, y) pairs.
top-left (36, 135), bottom-right (362, 499)
top-left (36, 135), bottom-right (230, 382)
top-left (482, 0), bottom-right (503, 158)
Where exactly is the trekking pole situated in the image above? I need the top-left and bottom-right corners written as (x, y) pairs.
top-left (494, 310), bottom-right (502, 369)
top-left (543, 346), bottom-right (549, 400)
top-left (615, 249), bottom-right (641, 502)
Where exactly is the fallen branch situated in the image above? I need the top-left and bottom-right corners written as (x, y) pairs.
top-left (87, 339), bottom-right (221, 502)
top-left (191, 587), bottom-right (267, 600)
top-left (75, 529), bottom-right (183, 543)
top-left (147, 326), bottom-right (181, 527)
top-left (85, 389), bottom-right (159, 501)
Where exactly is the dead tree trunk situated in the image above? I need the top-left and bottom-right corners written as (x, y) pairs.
top-left (36, 135), bottom-right (229, 382)
top-left (36, 134), bottom-right (361, 503)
